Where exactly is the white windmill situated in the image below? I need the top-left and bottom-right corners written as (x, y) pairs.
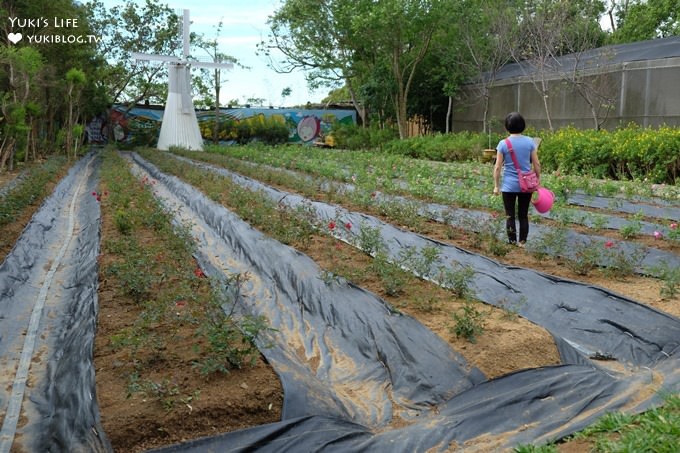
top-left (131, 9), bottom-right (233, 151)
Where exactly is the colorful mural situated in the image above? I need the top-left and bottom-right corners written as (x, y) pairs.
top-left (100, 105), bottom-right (356, 145)
top-left (196, 108), bottom-right (355, 143)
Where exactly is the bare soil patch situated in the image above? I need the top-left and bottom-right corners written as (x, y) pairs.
top-left (93, 168), bottom-right (283, 452)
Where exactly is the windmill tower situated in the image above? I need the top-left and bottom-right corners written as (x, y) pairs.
top-left (131, 9), bottom-right (233, 151)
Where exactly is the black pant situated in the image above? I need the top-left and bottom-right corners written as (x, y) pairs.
top-left (502, 192), bottom-right (532, 243)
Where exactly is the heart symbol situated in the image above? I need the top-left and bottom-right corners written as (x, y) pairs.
top-left (8, 33), bottom-right (22, 44)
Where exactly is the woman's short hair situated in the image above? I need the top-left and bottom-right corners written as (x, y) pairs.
top-left (505, 112), bottom-right (526, 134)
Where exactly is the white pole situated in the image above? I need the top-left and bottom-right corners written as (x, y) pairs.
top-left (183, 9), bottom-right (190, 59)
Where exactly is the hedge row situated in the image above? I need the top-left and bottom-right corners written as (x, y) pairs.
top-left (329, 123), bottom-right (680, 184)
top-left (381, 131), bottom-right (496, 162)
top-left (538, 125), bottom-right (680, 184)
top-left (330, 123), bottom-right (398, 150)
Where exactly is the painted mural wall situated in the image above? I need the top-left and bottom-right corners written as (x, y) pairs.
top-left (90, 105), bottom-right (356, 146)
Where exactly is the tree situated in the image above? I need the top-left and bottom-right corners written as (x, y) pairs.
top-left (245, 97), bottom-right (266, 107)
top-left (64, 68), bottom-right (86, 160)
top-left (457, 0), bottom-right (516, 134)
top-left (1, 0), bottom-right (102, 165)
top-left (355, 0), bottom-right (447, 138)
top-left (557, 3), bottom-right (613, 129)
top-left (610, 0), bottom-right (680, 43)
top-left (509, 0), bottom-right (606, 131)
top-left (510, 2), bottom-right (564, 131)
top-left (407, 26), bottom-right (469, 135)
top-left (191, 19), bottom-right (239, 144)
top-left (280, 87), bottom-right (292, 106)
top-left (265, 0), bottom-right (467, 138)
top-left (85, 0), bottom-right (181, 109)
top-left (86, 0), bottom-right (206, 146)
top-left (561, 50), bottom-right (618, 129)
top-left (321, 86), bottom-right (352, 107)
top-left (604, 0), bottom-right (621, 31)
top-left (0, 46), bottom-right (43, 170)
top-left (261, 0), bottom-right (371, 125)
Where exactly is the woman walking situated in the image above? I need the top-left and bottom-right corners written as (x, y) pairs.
top-left (493, 112), bottom-right (541, 246)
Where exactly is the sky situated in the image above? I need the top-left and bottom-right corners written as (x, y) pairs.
top-left (100, 0), bottom-right (328, 107)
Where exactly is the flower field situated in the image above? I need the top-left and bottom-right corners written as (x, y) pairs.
top-left (0, 145), bottom-right (678, 452)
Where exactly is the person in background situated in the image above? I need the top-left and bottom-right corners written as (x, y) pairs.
top-left (492, 112), bottom-right (541, 246)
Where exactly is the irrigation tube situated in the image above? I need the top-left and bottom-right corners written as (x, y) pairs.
top-left (130, 153), bottom-right (679, 452)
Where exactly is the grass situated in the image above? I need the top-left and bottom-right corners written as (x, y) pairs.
top-left (0, 156), bottom-right (66, 226)
top-left (575, 393), bottom-right (679, 452)
top-left (0, 156), bottom-right (67, 252)
top-left (188, 144), bottom-right (680, 223)
top-left (514, 393), bottom-right (680, 452)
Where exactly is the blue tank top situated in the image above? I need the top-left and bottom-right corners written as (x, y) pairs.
top-left (497, 135), bottom-right (535, 193)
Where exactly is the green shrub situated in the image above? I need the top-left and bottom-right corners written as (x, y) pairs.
top-left (330, 123), bottom-right (398, 150)
top-left (235, 120), bottom-right (253, 144)
top-left (213, 116), bottom-right (288, 145)
top-left (450, 299), bottom-right (485, 343)
top-left (197, 117), bottom-right (679, 183)
top-left (254, 116), bottom-right (290, 145)
top-left (114, 209), bottom-right (133, 235)
top-left (127, 120), bottom-right (160, 147)
top-left (383, 131), bottom-right (486, 161)
top-left (539, 124), bottom-right (680, 184)
top-left (325, 122), bottom-right (680, 183)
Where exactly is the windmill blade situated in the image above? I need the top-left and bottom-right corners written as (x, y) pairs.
top-left (182, 9), bottom-right (190, 59)
top-left (131, 52), bottom-right (180, 63)
top-left (191, 61), bottom-right (235, 70)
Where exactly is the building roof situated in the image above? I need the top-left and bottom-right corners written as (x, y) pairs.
top-left (492, 35), bottom-right (680, 81)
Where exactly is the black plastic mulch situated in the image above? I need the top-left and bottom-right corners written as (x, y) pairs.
top-left (130, 153), bottom-right (679, 452)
